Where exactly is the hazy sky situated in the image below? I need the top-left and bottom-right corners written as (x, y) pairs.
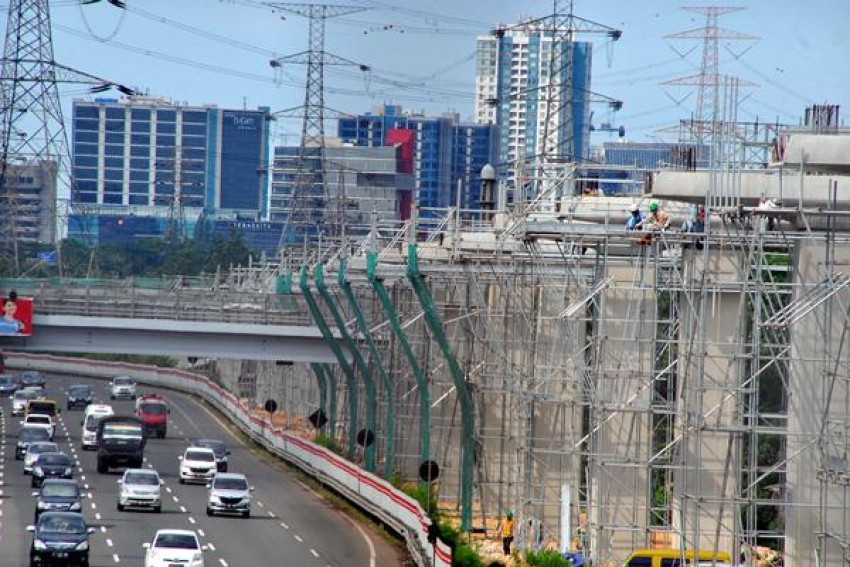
top-left (42, 0), bottom-right (850, 147)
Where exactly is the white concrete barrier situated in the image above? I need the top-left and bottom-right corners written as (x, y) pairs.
top-left (8, 352), bottom-right (452, 567)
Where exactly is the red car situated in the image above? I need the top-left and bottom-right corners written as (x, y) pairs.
top-left (135, 394), bottom-right (170, 439)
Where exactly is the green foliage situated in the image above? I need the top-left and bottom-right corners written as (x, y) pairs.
top-left (314, 434), bottom-right (343, 455)
top-left (523, 549), bottom-right (571, 567)
top-left (54, 230), bottom-right (258, 279)
top-left (402, 483), bottom-right (438, 515)
top-left (450, 543), bottom-right (483, 567)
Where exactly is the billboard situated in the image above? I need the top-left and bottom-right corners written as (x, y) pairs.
top-left (0, 296), bottom-right (33, 336)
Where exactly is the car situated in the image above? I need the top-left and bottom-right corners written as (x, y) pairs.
top-left (32, 479), bottom-right (85, 520)
top-left (192, 438), bottom-right (231, 472)
top-left (24, 441), bottom-right (60, 475)
top-left (21, 384), bottom-right (45, 397)
top-left (21, 370), bottom-right (46, 389)
top-left (0, 373), bottom-right (21, 396)
top-left (22, 413), bottom-right (55, 439)
top-left (109, 376), bottom-right (136, 400)
top-left (27, 511), bottom-right (95, 567)
top-left (206, 472), bottom-right (253, 518)
top-left (66, 385), bottom-right (93, 410)
top-left (143, 529), bottom-right (206, 567)
top-left (16, 425), bottom-right (52, 460)
top-left (178, 447), bottom-right (217, 484)
top-left (80, 404), bottom-right (114, 450)
top-left (117, 468), bottom-right (162, 512)
top-left (31, 452), bottom-right (74, 488)
top-left (13, 389), bottom-right (39, 416)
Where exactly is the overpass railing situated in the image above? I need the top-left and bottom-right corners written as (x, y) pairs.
top-left (0, 278), bottom-right (312, 326)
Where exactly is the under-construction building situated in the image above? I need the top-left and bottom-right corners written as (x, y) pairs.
top-left (220, 116), bottom-right (850, 566)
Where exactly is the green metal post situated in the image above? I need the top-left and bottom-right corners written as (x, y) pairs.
top-left (366, 251), bottom-right (431, 486)
top-left (309, 363), bottom-right (329, 436)
top-left (406, 244), bottom-right (476, 531)
top-left (339, 258), bottom-right (396, 478)
top-left (299, 265), bottom-right (358, 459)
top-left (315, 264), bottom-right (377, 472)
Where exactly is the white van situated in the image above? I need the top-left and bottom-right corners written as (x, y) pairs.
top-left (81, 404), bottom-right (114, 450)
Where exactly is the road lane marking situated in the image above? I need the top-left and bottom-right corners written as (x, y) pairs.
top-left (294, 535), bottom-right (303, 543)
top-left (280, 522), bottom-right (289, 529)
top-left (95, 513), bottom-right (101, 521)
top-left (198, 529), bottom-right (205, 537)
top-left (106, 538), bottom-right (113, 547)
top-left (113, 554), bottom-right (120, 563)
top-left (207, 542), bottom-right (215, 551)
top-left (180, 505), bottom-right (187, 513)
top-left (310, 549), bottom-right (320, 557)
top-left (188, 516), bottom-right (196, 524)
top-left (218, 560), bottom-right (228, 567)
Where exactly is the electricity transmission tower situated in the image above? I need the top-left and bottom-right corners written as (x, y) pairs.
top-left (663, 6), bottom-right (758, 148)
top-left (0, 0), bottom-right (132, 274)
top-left (534, 0), bottom-right (621, 200)
top-left (269, 2), bottom-right (368, 253)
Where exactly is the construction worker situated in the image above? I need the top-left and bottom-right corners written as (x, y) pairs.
top-left (635, 201), bottom-right (670, 244)
top-left (636, 201), bottom-right (670, 231)
top-left (625, 203), bottom-right (643, 230)
top-left (501, 510), bottom-right (515, 555)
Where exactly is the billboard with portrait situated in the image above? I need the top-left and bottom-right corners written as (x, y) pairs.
top-left (0, 297), bottom-right (33, 336)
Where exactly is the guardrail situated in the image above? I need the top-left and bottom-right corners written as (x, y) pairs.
top-left (7, 352), bottom-right (452, 567)
top-left (1, 279), bottom-right (312, 326)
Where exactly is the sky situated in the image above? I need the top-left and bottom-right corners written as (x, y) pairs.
top-left (31, 0), bottom-right (850, 147)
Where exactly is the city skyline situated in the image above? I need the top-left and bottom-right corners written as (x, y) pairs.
top-left (47, 0), bottom-right (850, 150)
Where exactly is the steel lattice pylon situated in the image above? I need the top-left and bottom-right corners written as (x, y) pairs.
top-left (0, 0), bottom-right (131, 274)
top-left (269, 3), bottom-right (367, 253)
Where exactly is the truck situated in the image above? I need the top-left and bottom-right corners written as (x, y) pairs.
top-left (135, 394), bottom-right (170, 438)
top-left (96, 416), bottom-right (146, 474)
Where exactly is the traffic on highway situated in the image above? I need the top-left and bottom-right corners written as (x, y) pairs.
top-left (0, 371), bottom-right (399, 566)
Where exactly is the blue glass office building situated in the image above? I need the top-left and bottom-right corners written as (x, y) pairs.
top-left (338, 105), bottom-right (498, 215)
top-left (69, 97), bottom-right (271, 242)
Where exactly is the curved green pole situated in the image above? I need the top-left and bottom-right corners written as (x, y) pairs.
top-left (367, 251), bottom-right (431, 487)
top-left (277, 274), bottom-right (336, 438)
top-left (315, 264), bottom-right (377, 473)
top-left (407, 244), bottom-right (475, 531)
top-left (309, 363), bottom-right (329, 436)
top-left (339, 258), bottom-right (396, 478)
top-left (299, 265), bottom-right (358, 459)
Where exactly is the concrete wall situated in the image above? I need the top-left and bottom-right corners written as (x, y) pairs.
top-left (591, 261), bottom-right (657, 564)
top-left (672, 250), bottom-right (743, 557)
top-left (786, 241), bottom-right (850, 566)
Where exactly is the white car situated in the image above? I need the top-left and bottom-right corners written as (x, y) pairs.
top-left (143, 529), bottom-right (206, 567)
top-left (109, 376), bottom-right (137, 400)
top-left (206, 472), bottom-right (254, 518)
top-left (23, 441), bottom-right (60, 474)
top-left (12, 389), bottom-right (37, 416)
top-left (117, 468), bottom-right (162, 512)
top-left (178, 447), bottom-right (217, 484)
top-left (21, 413), bottom-right (55, 439)
top-left (81, 404), bottom-right (114, 450)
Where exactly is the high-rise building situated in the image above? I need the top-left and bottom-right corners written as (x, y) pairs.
top-left (269, 139), bottom-right (414, 243)
top-left (2, 161), bottom-right (57, 244)
top-left (337, 105), bottom-right (498, 216)
top-left (68, 96), bottom-right (271, 243)
top-left (475, 24), bottom-right (592, 191)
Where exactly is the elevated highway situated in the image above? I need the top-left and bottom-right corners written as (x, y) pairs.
top-left (0, 279), bottom-right (345, 363)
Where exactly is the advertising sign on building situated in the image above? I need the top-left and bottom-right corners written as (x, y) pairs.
top-left (0, 296), bottom-right (33, 336)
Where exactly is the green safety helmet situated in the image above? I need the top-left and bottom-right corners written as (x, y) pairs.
top-left (649, 202), bottom-right (659, 212)
top-left (506, 511), bottom-right (513, 518)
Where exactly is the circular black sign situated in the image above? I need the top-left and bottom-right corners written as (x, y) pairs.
top-left (263, 399), bottom-right (278, 413)
top-left (419, 460), bottom-right (440, 482)
top-left (356, 428), bottom-right (375, 447)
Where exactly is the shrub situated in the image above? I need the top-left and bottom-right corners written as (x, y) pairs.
top-left (524, 549), bottom-right (572, 567)
top-left (313, 434), bottom-right (343, 455)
